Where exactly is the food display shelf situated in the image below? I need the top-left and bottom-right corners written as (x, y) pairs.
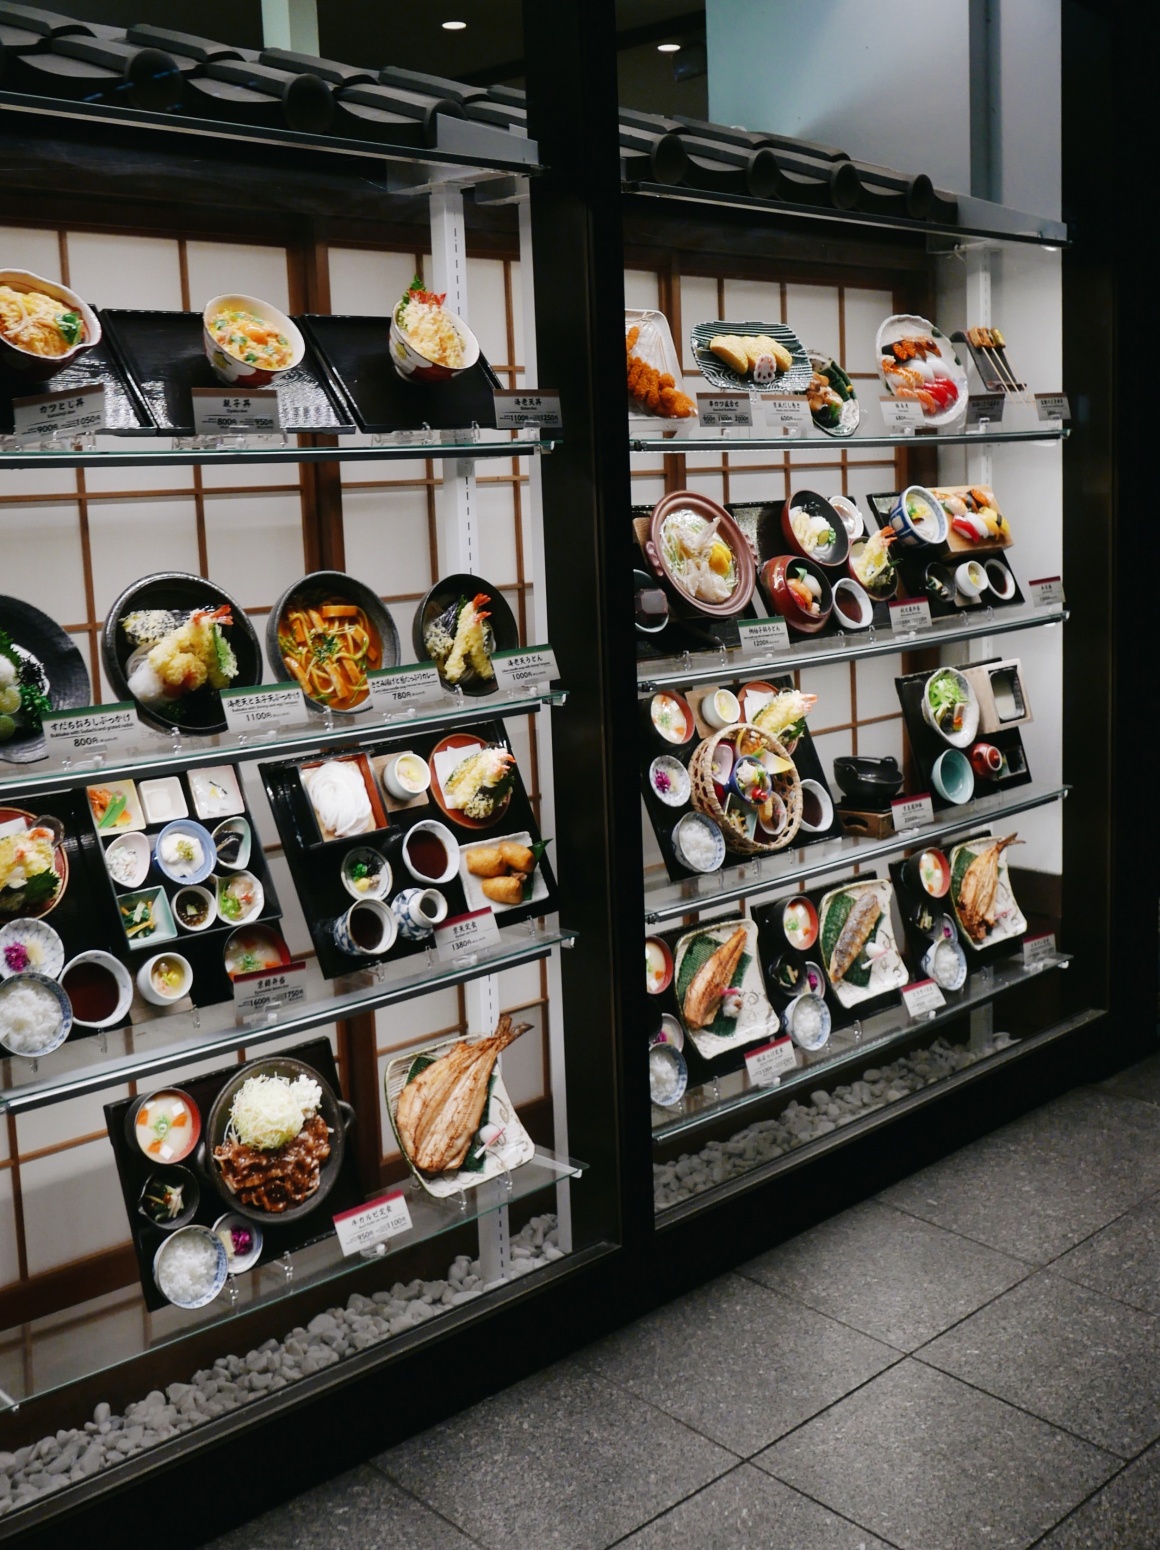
top-left (629, 426), bottom-right (1069, 455)
top-left (0, 1144), bottom-right (585, 1412)
top-left (0, 88), bottom-right (545, 183)
top-left (0, 921), bottom-right (574, 1115)
top-left (0, 437), bottom-right (557, 471)
top-left (0, 687), bottom-right (567, 799)
top-left (637, 602), bottom-right (1067, 691)
top-left (644, 780), bottom-right (1069, 923)
top-left (623, 181), bottom-right (1070, 248)
top-left (652, 949), bottom-right (1071, 1142)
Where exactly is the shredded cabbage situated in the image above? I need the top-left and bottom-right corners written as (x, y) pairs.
top-left (228, 1073), bottom-right (322, 1151)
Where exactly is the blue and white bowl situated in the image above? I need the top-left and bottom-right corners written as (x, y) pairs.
top-left (888, 485), bottom-right (948, 549)
top-left (152, 1224), bottom-right (229, 1310)
top-left (0, 970), bottom-right (72, 1057)
top-left (648, 1039), bottom-right (688, 1107)
top-left (154, 820), bottom-right (216, 885)
top-left (787, 991), bottom-right (831, 1051)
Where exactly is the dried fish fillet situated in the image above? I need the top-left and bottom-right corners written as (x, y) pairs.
top-left (829, 890), bottom-right (882, 983)
top-left (683, 925), bottom-right (747, 1029)
top-left (957, 834), bottom-right (1023, 942)
top-left (395, 1014), bottom-right (531, 1174)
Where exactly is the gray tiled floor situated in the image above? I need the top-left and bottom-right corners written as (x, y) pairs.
top-left (202, 1062), bottom-right (1160, 1550)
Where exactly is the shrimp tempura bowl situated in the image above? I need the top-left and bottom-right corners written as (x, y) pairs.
top-left (202, 294), bottom-right (305, 388)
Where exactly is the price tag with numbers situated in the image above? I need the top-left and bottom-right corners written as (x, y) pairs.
top-left (761, 394), bottom-right (813, 435)
top-left (1029, 576), bottom-right (1065, 609)
top-left (191, 388), bottom-right (282, 436)
top-left (1022, 932), bottom-right (1057, 969)
top-left (891, 792), bottom-right (935, 832)
top-left (696, 392), bottom-right (752, 428)
top-left (435, 908), bottom-right (502, 964)
top-left (880, 396), bottom-right (924, 433)
top-left (232, 960), bottom-right (307, 1020)
top-left (493, 389), bottom-right (562, 430)
top-left (736, 616), bottom-right (790, 655)
top-left (745, 1035), bottom-right (798, 1088)
top-left (369, 664), bottom-right (445, 715)
top-left (492, 645), bottom-right (559, 691)
top-left (333, 1189), bottom-right (414, 1257)
top-left (12, 384), bottom-right (106, 438)
top-left (42, 701), bottom-right (141, 760)
top-left (1035, 392), bottom-right (1071, 422)
top-left (966, 392), bottom-right (1006, 427)
top-left (889, 596), bottom-right (932, 633)
top-left (901, 978), bottom-right (947, 1017)
top-left (221, 683), bottom-right (306, 736)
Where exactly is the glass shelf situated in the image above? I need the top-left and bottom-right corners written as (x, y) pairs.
top-left (0, 686), bottom-right (566, 799)
top-left (0, 1144), bottom-right (583, 1412)
top-left (0, 436), bottom-right (556, 471)
top-left (624, 180), bottom-right (1070, 247)
top-left (638, 602), bottom-right (1067, 692)
top-left (644, 780), bottom-right (1069, 924)
top-left (0, 921), bottom-right (574, 1114)
top-left (653, 950), bottom-right (1071, 1143)
top-left (629, 425), bottom-right (1068, 455)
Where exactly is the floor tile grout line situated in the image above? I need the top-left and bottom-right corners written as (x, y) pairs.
top-left (1023, 1454), bottom-right (1139, 1550)
top-left (565, 1356), bottom-right (751, 1461)
top-left (1043, 1259), bottom-right (1160, 1319)
top-left (746, 1461), bottom-right (911, 1550)
top-left (601, 1459), bottom-right (752, 1550)
top-left (364, 1462), bottom-right (497, 1549)
top-left (728, 1265), bottom-right (911, 1355)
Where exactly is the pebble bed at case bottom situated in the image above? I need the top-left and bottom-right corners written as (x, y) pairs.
top-left (0, 1214), bottom-right (562, 1518)
top-left (654, 1034), bottom-right (1014, 1209)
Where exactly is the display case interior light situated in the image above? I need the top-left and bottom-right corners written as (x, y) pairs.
top-left (657, 42), bottom-right (681, 52)
top-left (442, 19), bottom-right (467, 29)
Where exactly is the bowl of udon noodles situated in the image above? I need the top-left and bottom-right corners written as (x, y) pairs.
top-left (0, 270), bottom-right (101, 378)
top-left (201, 293), bottom-right (305, 390)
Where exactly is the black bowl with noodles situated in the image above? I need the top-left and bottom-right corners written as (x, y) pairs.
top-left (201, 1056), bottom-right (353, 1226)
top-left (1, 595), bottom-right (90, 764)
top-left (103, 573), bottom-right (261, 736)
top-left (413, 572), bottom-right (518, 697)
top-left (267, 570), bottom-right (400, 715)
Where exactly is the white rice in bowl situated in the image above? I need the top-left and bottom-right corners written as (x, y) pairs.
top-left (154, 1226), bottom-right (228, 1308)
top-left (0, 975), bottom-right (68, 1055)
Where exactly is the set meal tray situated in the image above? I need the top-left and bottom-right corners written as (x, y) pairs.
top-left (0, 336), bottom-right (151, 436)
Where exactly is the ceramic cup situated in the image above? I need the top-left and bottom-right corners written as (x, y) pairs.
top-left (401, 820), bottom-right (459, 885)
top-left (970, 741), bottom-right (1004, 778)
top-left (391, 887), bottom-right (449, 941)
top-left (332, 898), bottom-right (397, 957)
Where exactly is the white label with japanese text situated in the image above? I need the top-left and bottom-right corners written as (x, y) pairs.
top-left (880, 396), bottom-right (923, 433)
top-left (232, 960), bottom-right (307, 1019)
top-left (761, 394), bottom-right (813, 435)
top-left (42, 702), bottom-right (140, 759)
top-left (13, 384), bottom-right (105, 438)
top-left (889, 597), bottom-right (932, 633)
top-left (493, 390), bottom-right (562, 430)
top-left (736, 616), bottom-right (790, 655)
top-left (333, 1189), bottom-right (413, 1256)
top-left (966, 392), bottom-right (1006, 427)
top-left (1023, 932), bottom-right (1057, 969)
top-left (902, 978), bottom-right (948, 1017)
top-left (492, 645), bottom-right (558, 691)
top-left (892, 792), bottom-right (935, 831)
top-left (1035, 392), bottom-right (1071, 421)
top-left (1029, 576), bottom-right (1065, 609)
top-left (697, 392), bottom-right (752, 428)
top-left (191, 388), bottom-right (281, 436)
top-left (745, 1035), bottom-right (798, 1088)
top-left (221, 683), bottom-right (305, 736)
top-left (435, 908), bottom-right (502, 963)
top-left (369, 664), bottom-right (445, 715)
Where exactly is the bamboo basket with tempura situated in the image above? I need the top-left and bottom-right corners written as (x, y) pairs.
top-left (688, 723), bottom-right (802, 855)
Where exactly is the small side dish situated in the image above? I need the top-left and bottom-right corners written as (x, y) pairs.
top-left (154, 821), bottom-right (214, 884)
top-left (649, 1040), bottom-right (688, 1107)
top-left (216, 871), bottom-right (263, 927)
top-left (645, 937), bottom-right (674, 996)
top-left (462, 836), bottom-right (544, 906)
top-left (140, 777), bottom-right (188, 826)
top-left (806, 354), bottom-right (859, 436)
top-left (341, 847), bottom-right (391, 901)
top-left (174, 885), bottom-right (216, 932)
top-left (922, 668), bottom-right (980, 747)
top-left (87, 780), bottom-right (145, 834)
top-left (133, 1088), bottom-right (201, 1164)
top-left (672, 812), bottom-right (725, 874)
top-left (648, 755), bottom-right (691, 807)
top-left (0, 917), bottom-right (65, 978)
top-left (137, 952), bottom-right (193, 1007)
top-left (213, 1213), bottom-right (263, 1274)
top-left (119, 887), bottom-right (176, 948)
top-left (381, 752), bottom-right (430, 802)
top-left (139, 1168), bottom-right (198, 1230)
top-left (650, 692), bottom-right (694, 746)
top-left (212, 817), bottom-right (251, 871)
top-left (104, 831), bottom-right (150, 890)
top-left (188, 765), bottom-right (245, 820)
top-left (782, 896), bottom-right (819, 951)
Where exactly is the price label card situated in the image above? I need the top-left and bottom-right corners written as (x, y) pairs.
top-left (697, 392), bottom-right (753, 428)
top-left (736, 616), bottom-right (790, 655)
top-left (221, 683), bottom-right (306, 735)
top-left (745, 1034), bottom-right (798, 1088)
top-left (892, 792), bottom-right (935, 831)
top-left (1029, 576), bottom-right (1065, 609)
top-left (42, 701), bottom-right (141, 760)
top-left (491, 645), bottom-right (559, 691)
top-left (191, 388), bottom-right (282, 436)
top-left (889, 597), bottom-right (932, 633)
top-left (233, 960), bottom-right (307, 1019)
top-left (12, 384), bottom-right (106, 438)
top-left (333, 1188), bottom-right (414, 1256)
top-left (902, 978), bottom-right (948, 1017)
top-left (966, 392), bottom-right (1006, 427)
top-left (761, 393), bottom-right (813, 435)
top-left (493, 389), bottom-right (562, 431)
top-left (369, 664), bottom-right (445, 715)
top-left (880, 396), bottom-right (923, 433)
top-left (1023, 932), bottom-right (1057, 969)
top-left (1035, 392), bottom-right (1071, 421)
top-left (435, 908), bottom-right (502, 964)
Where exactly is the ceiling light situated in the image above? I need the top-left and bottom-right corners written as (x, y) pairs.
top-left (657, 42), bottom-right (681, 52)
top-left (442, 20), bottom-right (467, 29)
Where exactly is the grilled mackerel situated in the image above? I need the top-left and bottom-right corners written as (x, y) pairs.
top-left (957, 834), bottom-right (1022, 942)
top-left (683, 925), bottom-right (747, 1029)
top-left (828, 890), bottom-right (882, 983)
top-left (396, 1014), bottom-right (531, 1174)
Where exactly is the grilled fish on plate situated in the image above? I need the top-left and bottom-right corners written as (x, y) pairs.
top-left (395, 1014), bottom-right (531, 1175)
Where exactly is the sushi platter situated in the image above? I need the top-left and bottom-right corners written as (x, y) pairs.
top-left (875, 314), bottom-right (969, 426)
top-left (863, 490), bottom-right (1024, 620)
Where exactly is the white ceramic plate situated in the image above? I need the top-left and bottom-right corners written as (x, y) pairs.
top-left (875, 314), bottom-right (968, 427)
top-left (818, 879), bottom-right (908, 1010)
top-left (949, 832), bottom-right (1028, 949)
top-left (458, 831), bottom-right (549, 915)
top-left (672, 917), bottom-right (778, 1061)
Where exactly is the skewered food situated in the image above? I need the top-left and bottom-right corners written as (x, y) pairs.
top-left (955, 833), bottom-right (1023, 943)
top-left (682, 924), bottom-right (747, 1029)
top-left (395, 1014), bottom-right (532, 1174)
top-left (424, 592), bottom-right (495, 689)
top-left (626, 324), bottom-right (696, 418)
